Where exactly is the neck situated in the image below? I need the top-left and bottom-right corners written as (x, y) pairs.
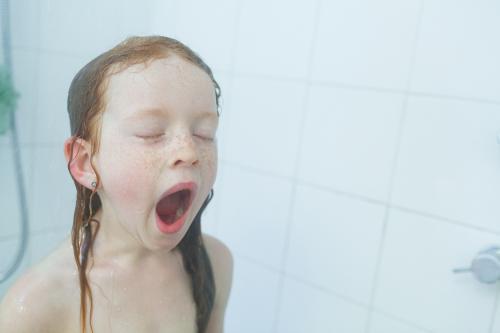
top-left (86, 208), bottom-right (177, 271)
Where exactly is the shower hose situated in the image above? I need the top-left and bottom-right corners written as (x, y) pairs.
top-left (0, 0), bottom-right (30, 284)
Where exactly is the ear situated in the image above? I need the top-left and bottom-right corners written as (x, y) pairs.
top-left (64, 136), bottom-right (96, 190)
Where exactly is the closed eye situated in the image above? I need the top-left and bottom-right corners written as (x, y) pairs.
top-left (137, 134), bottom-right (214, 141)
top-left (195, 134), bottom-right (214, 142)
top-left (137, 133), bottom-right (164, 140)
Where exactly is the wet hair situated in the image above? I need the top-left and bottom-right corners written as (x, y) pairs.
top-left (65, 35), bottom-right (220, 333)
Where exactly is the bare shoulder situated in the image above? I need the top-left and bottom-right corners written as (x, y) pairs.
top-left (202, 233), bottom-right (234, 333)
top-left (202, 233), bottom-right (234, 293)
top-left (0, 237), bottom-right (76, 333)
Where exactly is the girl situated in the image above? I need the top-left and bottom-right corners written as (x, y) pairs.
top-left (0, 35), bottom-right (233, 333)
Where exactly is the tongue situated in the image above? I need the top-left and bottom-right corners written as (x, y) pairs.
top-left (156, 190), bottom-right (189, 224)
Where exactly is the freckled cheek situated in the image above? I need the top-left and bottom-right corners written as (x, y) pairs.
top-left (200, 146), bottom-right (218, 189)
top-left (98, 146), bottom-right (160, 206)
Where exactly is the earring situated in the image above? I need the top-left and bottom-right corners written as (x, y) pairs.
top-left (91, 180), bottom-right (97, 188)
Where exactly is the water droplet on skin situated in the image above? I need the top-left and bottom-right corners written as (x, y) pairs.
top-left (15, 296), bottom-right (27, 313)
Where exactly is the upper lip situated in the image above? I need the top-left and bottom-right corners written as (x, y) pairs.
top-left (156, 181), bottom-right (198, 207)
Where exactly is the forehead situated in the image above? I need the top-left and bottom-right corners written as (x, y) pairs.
top-left (103, 55), bottom-right (217, 121)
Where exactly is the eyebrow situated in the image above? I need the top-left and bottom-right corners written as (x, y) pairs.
top-left (124, 107), bottom-right (219, 121)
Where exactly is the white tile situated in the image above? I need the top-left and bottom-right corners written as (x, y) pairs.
top-left (211, 72), bottom-right (233, 162)
top-left (171, 0), bottom-right (239, 73)
top-left (234, 0), bottom-right (318, 79)
top-left (29, 228), bottom-right (70, 267)
top-left (35, 52), bottom-right (83, 145)
top-left (217, 164), bottom-right (293, 268)
top-left (311, 0), bottom-right (422, 90)
top-left (374, 209), bottom-right (500, 333)
top-left (276, 276), bottom-right (368, 333)
top-left (211, 71), bottom-right (233, 115)
top-left (216, 74), bottom-right (233, 121)
top-left (199, 189), bottom-right (217, 236)
top-left (411, 0), bottom-right (500, 102)
top-left (298, 86), bottom-right (404, 201)
top-left (285, 184), bottom-right (385, 304)
top-left (10, 0), bottom-right (41, 50)
top-left (214, 73), bottom-right (234, 170)
top-left (369, 311), bottom-right (430, 333)
top-left (200, 162), bottom-right (226, 236)
top-left (148, 0), bottom-right (178, 38)
top-left (31, 145), bottom-right (76, 232)
top-left (0, 145), bottom-right (33, 238)
top-left (11, 48), bottom-right (39, 145)
top-left (39, 0), bottom-right (152, 59)
top-left (199, 72), bottom-right (232, 237)
top-left (224, 256), bottom-right (281, 333)
top-left (0, 146), bottom-right (20, 238)
top-left (224, 76), bottom-right (306, 177)
top-left (391, 96), bottom-right (500, 232)
top-left (0, 237), bottom-right (31, 300)
top-left (492, 286), bottom-right (500, 333)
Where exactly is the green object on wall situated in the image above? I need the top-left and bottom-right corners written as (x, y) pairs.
top-left (0, 64), bottom-right (19, 135)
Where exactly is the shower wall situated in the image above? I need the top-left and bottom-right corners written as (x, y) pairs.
top-left (1, 1), bottom-right (500, 333)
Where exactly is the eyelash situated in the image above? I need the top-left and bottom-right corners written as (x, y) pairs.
top-left (138, 134), bottom-right (214, 142)
top-left (139, 134), bottom-right (163, 140)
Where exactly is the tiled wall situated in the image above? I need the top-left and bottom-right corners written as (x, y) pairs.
top-left (1, 0), bottom-right (500, 332)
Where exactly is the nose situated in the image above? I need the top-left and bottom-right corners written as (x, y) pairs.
top-left (168, 134), bottom-right (199, 168)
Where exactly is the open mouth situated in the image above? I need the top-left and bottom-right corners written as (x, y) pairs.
top-left (156, 189), bottom-right (193, 225)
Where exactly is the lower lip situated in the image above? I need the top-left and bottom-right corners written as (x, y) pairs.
top-left (155, 207), bottom-right (189, 234)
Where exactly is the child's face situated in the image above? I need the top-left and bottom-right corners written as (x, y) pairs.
top-left (93, 55), bottom-right (218, 250)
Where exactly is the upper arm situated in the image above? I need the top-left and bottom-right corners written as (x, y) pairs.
top-left (202, 233), bottom-right (234, 333)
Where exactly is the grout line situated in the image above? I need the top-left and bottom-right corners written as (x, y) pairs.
top-left (211, 68), bottom-right (232, 77)
top-left (214, 0), bottom-right (243, 238)
top-left (406, 90), bottom-right (500, 107)
top-left (228, 0), bottom-right (243, 75)
top-left (232, 250), bottom-right (283, 276)
top-left (220, 159), bottom-right (294, 182)
top-left (15, 48), bottom-right (500, 107)
top-left (221, 159), bottom-right (500, 236)
top-left (10, 45), bottom-right (39, 53)
top-left (220, 71), bottom-right (500, 108)
top-left (236, 251), bottom-right (437, 333)
top-left (0, 225), bottom-right (70, 242)
top-left (270, 0), bottom-right (323, 331)
top-left (391, 205), bottom-right (500, 236)
top-left (37, 46), bottom-right (88, 60)
top-left (364, 1), bottom-right (426, 332)
top-left (8, 142), bottom-right (63, 148)
top-left (371, 306), bottom-right (436, 333)
top-left (32, 0), bottom-right (41, 146)
top-left (26, 16), bottom-right (42, 269)
top-left (234, 250), bottom-right (369, 309)
top-left (284, 272), bottom-right (368, 309)
top-left (363, 199), bottom-right (393, 333)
